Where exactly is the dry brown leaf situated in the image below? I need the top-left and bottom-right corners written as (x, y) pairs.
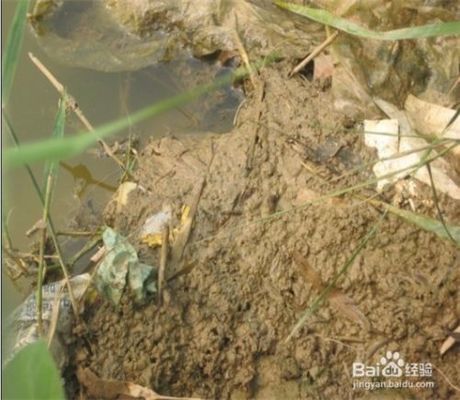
top-left (115, 182), bottom-right (138, 213)
top-left (314, 53), bottom-right (334, 80)
top-left (440, 325), bottom-right (460, 356)
top-left (77, 367), bottom-right (202, 400)
top-left (293, 251), bottom-right (323, 292)
top-left (293, 251), bottom-right (369, 329)
top-left (329, 290), bottom-right (370, 330)
top-left (25, 218), bottom-right (47, 237)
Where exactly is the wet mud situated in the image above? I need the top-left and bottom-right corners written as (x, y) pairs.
top-left (71, 63), bottom-right (460, 399)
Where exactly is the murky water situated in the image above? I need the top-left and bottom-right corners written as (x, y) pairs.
top-left (2, 0), bottom-right (241, 319)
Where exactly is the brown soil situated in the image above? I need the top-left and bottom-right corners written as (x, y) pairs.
top-left (71, 63), bottom-right (460, 399)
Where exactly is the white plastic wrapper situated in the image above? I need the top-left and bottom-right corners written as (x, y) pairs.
top-left (6, 274), bottom-right (91, 370)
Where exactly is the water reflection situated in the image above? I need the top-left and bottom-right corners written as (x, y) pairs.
top-left (2, 0), bottom-right (242, 317)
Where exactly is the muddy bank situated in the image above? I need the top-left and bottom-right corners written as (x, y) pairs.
top-left (71, 63), bottom-right (460, 399)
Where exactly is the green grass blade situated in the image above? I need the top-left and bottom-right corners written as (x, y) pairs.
top-left (275, 1), bottom-right (460, 40)
top-left (3, 89), bottom-right (210, 167)
top-left (2, 58), bottom-right (271, 168)
top-left (380, 202), bottom-right (460, 245)
top-left (2, 0), bottom-right (30, 105)
top-left (3, 84), bottom-right (217, 168)
top-left (42, 97), bottom-right (66, 197)
top-left (37, 98), bottom-right (67, 332)
top-left (3, 340), bottom-right (65, 399)
top-left (285, 210), bottom-right (387, 342)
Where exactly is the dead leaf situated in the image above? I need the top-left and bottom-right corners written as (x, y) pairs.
top-left (293, 251), bottom-right (369, 329)
top-left (329, 291), bottom-right (370, 330)
top-left (115, 182), bottom-right (138, 213)
top-left (26, 219), bottom-right (47, 237)
top-left (77, 367), bottom-right (202, 400)
top-left (293, 251), bottom-right (323, 292)
top-left (440, 324), bottom-right (460, 356)
top-left (314, 53), bottom-right (334, 80)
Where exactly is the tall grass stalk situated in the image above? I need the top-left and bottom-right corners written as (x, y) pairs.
top-left (3, 112), bottom-right (71, 282)
top-left (2, 0), bottom-right (29, 105)
top-left (36, 99), bottom-right (78, 333)
top-left (275, 1), bottom-right (460, 40)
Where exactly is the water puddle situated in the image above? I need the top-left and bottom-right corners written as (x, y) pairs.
top-left (2, 0), bottom-right (243, 316)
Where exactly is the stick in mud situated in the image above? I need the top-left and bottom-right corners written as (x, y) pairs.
top-left (28, 52), bottom-right (128, 172)
top-left (245, 81), bottom-right (265, 173)
top-left (289, 31), bottom-right (338, 77)
top-left (158, 225), bottom-right (169, 306)
top-left (170, 177), bottom-right (206, 267)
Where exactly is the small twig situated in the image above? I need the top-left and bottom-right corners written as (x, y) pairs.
top-left (365, 338), bottom-right (393, 361)
top-left (28, 52), bottom-right (127, 172)
top-left (312, 333), bottom-right (357, 351)
top-left (171, 178), bottom-right (206, 266)
top-left (158, 226), bottom-right (169, 306)
top-left (245, 81), bottom-right (265, 172)
top-left (4, 107), bottom-right (79, 332)
top-left (32, 99), bottom-right (79, 335)
top-left (56, 230), bottom-right (95, 237)
top-left (4, 247), bottom-right (58, 262)
top-left (289, 31), bottom-right (338, 77)
top-left (67, 234), bottom-right (102, 267)
top-left (233, 98), bottom-right (247, 127)
top-left (432, 363), bottom-right (460, 392)
top-left (233, 13), bottom-right (256, 88)
top-left (37, 133), bottom-right (80, 334)
top-left (25, 218), bottom-right (47, 237)
top-left (2, 246), bottom-right (30, 278)
top-left (2, 209), bottom-right (14, 250)
top-left (37, 174), bottom-right (53, 334)
top-left (447, 75), bottom-right (460, 97)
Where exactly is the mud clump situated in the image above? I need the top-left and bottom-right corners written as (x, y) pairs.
top-left (72, 64), bottom-right (460, 399)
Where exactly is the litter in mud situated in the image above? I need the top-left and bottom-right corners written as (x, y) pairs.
top-left (77, 367), bottom-right (202, 400)
top-left (440, 325), bottom-right (460, 356)
top-left (140, 207), bottom-right (172, 248)
top-left (95, 227), bottom-right (157, 305)
top-left (4, 0), bottom-right (460, 399)
top-left (6, 274), bottom-right (91, 370)
top-left (364, 96), bottom-right (460, 200)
